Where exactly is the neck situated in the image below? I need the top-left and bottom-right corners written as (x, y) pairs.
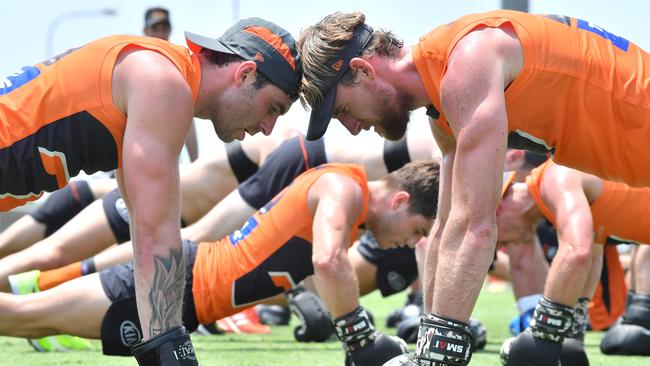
top-left (512, 183), bottom-right (543, 225)
top-left (365, 180), bottom-right (387, 228)
top-left (194, 57), bottom-right (231, 117)
top-left (377, 46), bottom-right (430, 110)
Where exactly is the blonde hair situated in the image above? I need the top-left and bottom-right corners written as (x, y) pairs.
top-left (297, 12), bottom-right (403, 109)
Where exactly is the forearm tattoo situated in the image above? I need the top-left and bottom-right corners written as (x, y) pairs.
top-left (148, 247), bottom-right (185, 338)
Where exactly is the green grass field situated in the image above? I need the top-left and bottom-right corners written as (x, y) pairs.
top-left (2, 286), bottom-right (648, 365)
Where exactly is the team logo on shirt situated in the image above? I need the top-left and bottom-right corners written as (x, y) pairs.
top-left (0, 66), bottom-right (40, 95)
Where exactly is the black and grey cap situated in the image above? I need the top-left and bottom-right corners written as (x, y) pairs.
top-left (144, 7), bottom-right (170, 28)
top-left (306, 24), bottom-right (373, 140)
top-left (185, 18), bottom-right (302, 101)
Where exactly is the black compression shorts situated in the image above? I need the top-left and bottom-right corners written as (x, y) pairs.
top-left (99, 240), bottom-right (198, 356)
top-left (102, 188), bottom-right (131, 244)
top-left (102, 188), bottom-right (187, 244)
top-left (30, 180), bottom-right (95, 236)
top-left (383, 136), bottom-right (411, 173)
top-left (238, 136), bottom-right (327, 209)
top-left (356, 232), bottom-right (417, 297)
top-left (225, 141), bottom-right (259, 184)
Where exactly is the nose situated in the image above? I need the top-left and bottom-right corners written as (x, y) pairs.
top-left (338, 116), bottom-right (361, 135)
top-left (260, 117), bottom-right (278, 136)
top-left (406, 235), bottom-right (422, 248)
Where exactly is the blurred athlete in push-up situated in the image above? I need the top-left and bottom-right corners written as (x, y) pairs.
top-left (1, 128), bottom-right (438, 292)
top-left (497, 160), bottom-right (650, 364)
top-left (0, 160), bottom-right (440, 366)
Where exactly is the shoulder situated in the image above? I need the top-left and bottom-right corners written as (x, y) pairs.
top-left (444, 25), bottom-right (522, 88)
top-left (119, 49), bottom-right (188, 86)
top-left (115, 48), bottom-right (190, 92)
top-left (310, 171), bottom-right (364, 206)
top-left (113, 48), bottom-right (192, 112)
top-left (540, 163), bottom-right (583, 201)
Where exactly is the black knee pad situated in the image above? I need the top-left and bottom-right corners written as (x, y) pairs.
top-left (30, 180), bottom-right (94, 236)
top-left (132, 326), bottom-right (199, 366)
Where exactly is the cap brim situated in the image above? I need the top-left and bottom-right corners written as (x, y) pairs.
top-left (306, 86), bottom-right (337, 141)
top-left (185, 31), bottom-right (235, 55)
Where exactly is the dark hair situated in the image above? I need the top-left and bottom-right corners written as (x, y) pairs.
top-left (382, 159), bottom-right (440, 219)
top-left (201, 49), bottom-right (269, 89)
top-left (523, 152), bottom-right (548, 168)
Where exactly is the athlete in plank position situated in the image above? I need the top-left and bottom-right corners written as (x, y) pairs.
top-left (297, 10), bottom-right (650, 365)
top-left (0, 161), bottom-right (439, 366)
top-left (496, 160), bottom-right (650, 363)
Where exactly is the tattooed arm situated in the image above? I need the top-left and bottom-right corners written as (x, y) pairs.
top-left (114, 48), bottom-right (193, 339)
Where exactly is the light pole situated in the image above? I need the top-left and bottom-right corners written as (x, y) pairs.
top-left (45, 8), bottom-right (117, 58)
top-left (232, 0), bottom-right (240, 22)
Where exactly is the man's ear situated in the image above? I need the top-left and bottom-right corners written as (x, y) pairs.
top-left (234, 60), bottom-right (258, 85)
top-left (505, 149), bottom-right (525, 165)
top-left (390, 191), bottom-right (410, 210)
top-left (349, 57), bottom-right (375, 81)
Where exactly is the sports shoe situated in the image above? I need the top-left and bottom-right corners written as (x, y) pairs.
top-left (28, 335), bottom-right (92, 352)
top-left (8, 269), bottom-right (41, 295)
top-left (9, 270), bottom-right (92, 351)
top-left (216, 308), bottom-right (271, 334)
top-left (509, 308), bottom-right (534, 336)
top-left (196, 322), bottom-right (224, 336)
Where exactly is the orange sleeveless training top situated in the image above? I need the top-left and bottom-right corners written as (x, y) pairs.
top-left (526, 160), bottom-right (650, 244)
top-left (0, 35), bottom-right (200, 211)
top-left (526, 160), bottom-right (635, 329)
top-left (192, 164), bottom-right (369, 323)
top-left (413, 10), bottom-right (650, 187)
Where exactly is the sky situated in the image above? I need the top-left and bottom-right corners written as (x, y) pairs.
top-left (1, 0), bottom-right (648, 155)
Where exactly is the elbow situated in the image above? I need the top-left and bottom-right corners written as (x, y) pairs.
top-left (312, 251), bottom-right (345, 277)
top-left (567, 244), bottom-right (592, 268)
top-left (465, 219), bottom-right (498, 249)
top-left (563, 242), bottom-right (593, 269)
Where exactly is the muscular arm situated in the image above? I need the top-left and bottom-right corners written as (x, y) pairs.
top-left (310, 174), bottom-right (364, 318)
top-left (423, 121), bottom-right (455, 312)
top-left (429, 29), bottom-right (512, 321)
top-left (116, 49), bottom-right (194, 340)
top-left (541, 166), bottom-right (595, 305)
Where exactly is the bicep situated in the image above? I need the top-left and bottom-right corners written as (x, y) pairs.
top-left (119, 54), bottom-right (193, 232)
top-left (311, 177), bottom-right (362, 259)
top-left (544, 178), bottom-right (593, 246)
top-left (440, 39), bottom-right (509, 221)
